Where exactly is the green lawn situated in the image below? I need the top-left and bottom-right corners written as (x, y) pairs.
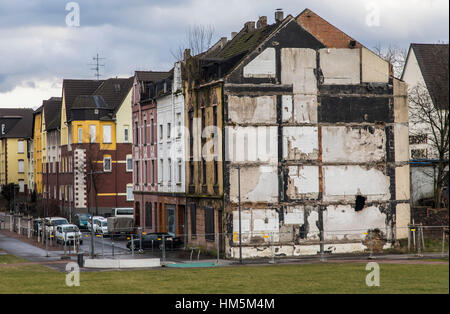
top-left (0, 261), bottom-right (448, 294)
top-left (0, 254), bottom-right (27, 265)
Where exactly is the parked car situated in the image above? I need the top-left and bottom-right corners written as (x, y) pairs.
top-left (94, 218), bottom-right (109, 236)
top-left (126, 233), bottom-right (182, 251)
top-left (45, 217), bottom-right (69, 235)
top-left (55, 224), bottom-right (83, 245)
top-left (74, 213), bottom-right (91, 230)
top-left (32, 219), bottom-right (43, 237)
top-left (87, 216), bottom-right (105, 232)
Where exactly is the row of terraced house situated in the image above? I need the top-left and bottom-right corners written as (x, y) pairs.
top-left (1, 8), bottom-right (447, 258)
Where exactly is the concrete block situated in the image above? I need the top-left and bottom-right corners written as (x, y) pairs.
top-left (243, 48), bottom-right (276, 78)
top-left (320, 48), bottom-right (360, 85)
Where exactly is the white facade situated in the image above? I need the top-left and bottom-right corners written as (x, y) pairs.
top-left (157, 62), bottom-right (185, 194)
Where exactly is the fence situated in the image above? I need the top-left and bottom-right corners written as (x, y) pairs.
top-left (1, 212), bottom-right (448, 264)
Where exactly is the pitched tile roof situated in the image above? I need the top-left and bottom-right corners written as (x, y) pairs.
top-left (410, 43), bottom-right (449, 109)
top-left (93, 77), bottom-right (134, 112)
top-left (43, 97), bottom-right (62, 131)
top-left (135, 71), bottom-right (172, 83)
top-left (62, 79), bottom-right (104, 121)
top-left (0, 108), bottom-right (34, 139)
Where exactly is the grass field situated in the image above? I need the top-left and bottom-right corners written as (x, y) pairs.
top-left (0, 255), bottom-right (448, 294)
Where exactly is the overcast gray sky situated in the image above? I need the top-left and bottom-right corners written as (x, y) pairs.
top-left (0, 0), bottom-right (448, 109)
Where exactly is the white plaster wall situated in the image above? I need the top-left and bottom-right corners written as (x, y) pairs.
top-left (228, 96), bottom-right (277, 124)
top-left (322, 126), bottom-right (386, 163)
top-left (229, 166), bottom-right (278, 203)
top-left (287, 166), bottom-right (320, 199)
top-left (281, 48), bottom-right (317, 94)
top-left (323, 205), bottom-right (388, 241)
top-left (319, 48), bottom-right (360, 85)
top-left (361, 48), bottom-right (389, 83)
top-left (243, 48), bottom-right (276, 78)
top-left (323, 166), bottom-right (390, 202)
top-left (225, 126), bottom-right (278, 163)
top-left (283, 126), bottom-right (318, 160)
top-left (232, 208), bottom-right (279, 244)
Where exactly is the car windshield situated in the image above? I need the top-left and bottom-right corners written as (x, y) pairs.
top-left (63, 226), bottom-right (78, 232)
top-left (54, 219), bottom-right (68, 226)
top-left (101, 221), bottom-right (107, 226)
top-left (79, 214), bottom-right (90, 221)
top-left (117, 209), bottom-right (133, 216)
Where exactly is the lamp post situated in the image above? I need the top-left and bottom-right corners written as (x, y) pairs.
top-left (89, 169), bottom-right (104, 259)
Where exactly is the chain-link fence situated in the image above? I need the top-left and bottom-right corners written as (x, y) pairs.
top-left (1, 212), bottom-right (448, 264)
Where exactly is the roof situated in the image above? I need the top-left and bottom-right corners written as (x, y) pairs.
top-left (0, 108), bottom-right (34, 139)
top-left (135, 71), bottom-right (172, 83)
top-left (62, 79), bottom-right (104, 121)
top-left (43, 97), bottom-right (62, 131)
top-left (409, 43), bottom-right (449, 109)
top-left (71, 95), bottom-right (109, 110)
top-left (93, 77), bottom-right (134, 113)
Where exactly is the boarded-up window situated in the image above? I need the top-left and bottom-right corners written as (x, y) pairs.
top-left (18, 140), bottom-right (24, 154)
top-left (205, 207), bottom-right (215, 241)
top-left (18, 160), bottom-right (24, 173)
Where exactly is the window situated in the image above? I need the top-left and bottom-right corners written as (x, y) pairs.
top-left (18, 141), bottom-right (24, 154)
top-left (143, 120), bottom-right (147, 145)
top-left (145, 202), bottom-right (152, 228)
top-left (190, 203), bottom-right (197, 237)
top-left (205, 207), bottom-right (215, 241)
top-left (151, 160), bottom-right (155, 185)
top-left (159, 159), bottom-right (163, 183)
top-left (89, 125), bottom-right (96, 143)
top-left (410, 134), bottom-right (428, 145)
top-left (78, 127), bottom-right (83, 143)
top-left (135, 161), bottom-right (140, 185)
top-left (18, 160), bottom-right (24, 174)
top-left (59, 186), bottom-right (62, 201)
top-left (126, 184), bottom-right (134, 201)
top-left (168, 159), bottom-right (172, 183)
top-left (159, 125), bottom-right (163, 141)
top-left (134, 121), bottom-right (139, 146)
top-left (150, 118), bottom-right (154, 144)
top-left (144, 161), bottom-right (148, 185)
top-left (52, 157), bottom-right (56, 173)
top-left (126, 155), bottom-right (133, 172)
top-left (177, 159), bottom-right (182, 184)
top-left (18, 180), bottom-right (24, 193)
top-left (177, 113), bottom-right (182, 138)
top-left (167, 123), bottom-right (171, 139)
top-left (124, 126), bottom-right (129, 143)
top-left (103, 125), bottom-right (112, 144)
top-left (103, 156), bottom-right (112, 172)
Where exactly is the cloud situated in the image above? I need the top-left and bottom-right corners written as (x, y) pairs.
top-left (0, 0), bottom-right (448, 107)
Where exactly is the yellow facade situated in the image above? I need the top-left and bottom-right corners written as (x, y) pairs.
top-left (71, 120), bottom-right (117, 150)
top-left (33, 112), bottom-right (43, 194)
top-left (0, 138), bottom-right (28, 190)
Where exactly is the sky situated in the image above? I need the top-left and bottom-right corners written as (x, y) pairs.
top-left (0, 0), bottom-right (448, 110)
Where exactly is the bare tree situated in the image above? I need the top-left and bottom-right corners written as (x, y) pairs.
top-left (408, 47), bottom-right (449, 208)
top-left (373, 43), bottom-right (408, 78)
top-left (171, 24), bottom-right (215, 61)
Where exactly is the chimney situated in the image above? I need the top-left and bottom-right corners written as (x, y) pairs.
top-left (257, 16), bottom-right (267, 29)
top-left (244, 21), bottom-right (255, 33)
top-left (231, 32), bottom-right (237, 39)
top-left (183, 48), bottom-right (191, 61)
top-left (275, 9), bottom-right (284, 23)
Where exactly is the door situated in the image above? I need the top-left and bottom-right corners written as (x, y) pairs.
top-left (166, 205), bottom-right (176, 235)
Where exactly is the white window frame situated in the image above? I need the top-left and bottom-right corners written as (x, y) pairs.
top-left (103, 156), bottom-right (112, 172)
top-left (126, 184), bottom-right (134, 201)
top-left (18, 180), bottom-right (24, 193)
top-left (78, 127), bottom-right (83, 143)
top-left (18, 160), bottom-right (25, 174)
top-left (18, 140), bottom-right (24, 154)
top-left (126, 155), bottom-right (133, 172)
top-left (103, 125), bottom-right (112, 144)
top-left (89, 125), bottom-right (96, 143)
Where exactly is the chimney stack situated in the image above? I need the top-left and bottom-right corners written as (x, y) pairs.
top-left (231, 32), bottom-right (237, 39)
top-left (257, 16), bottom-right (267, 29)
top-left (244, 21), bottom-right (255, 33)
top-left (275, 9), bottom-right (284, 23)
top-left (183, 48), bottom-right (191, 61)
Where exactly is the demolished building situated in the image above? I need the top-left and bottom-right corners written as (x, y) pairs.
top-left (183, 8), bottom-right (410, 258)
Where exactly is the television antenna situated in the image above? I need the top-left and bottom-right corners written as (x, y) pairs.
top-left (88, 53), bottom-right (105, 80)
